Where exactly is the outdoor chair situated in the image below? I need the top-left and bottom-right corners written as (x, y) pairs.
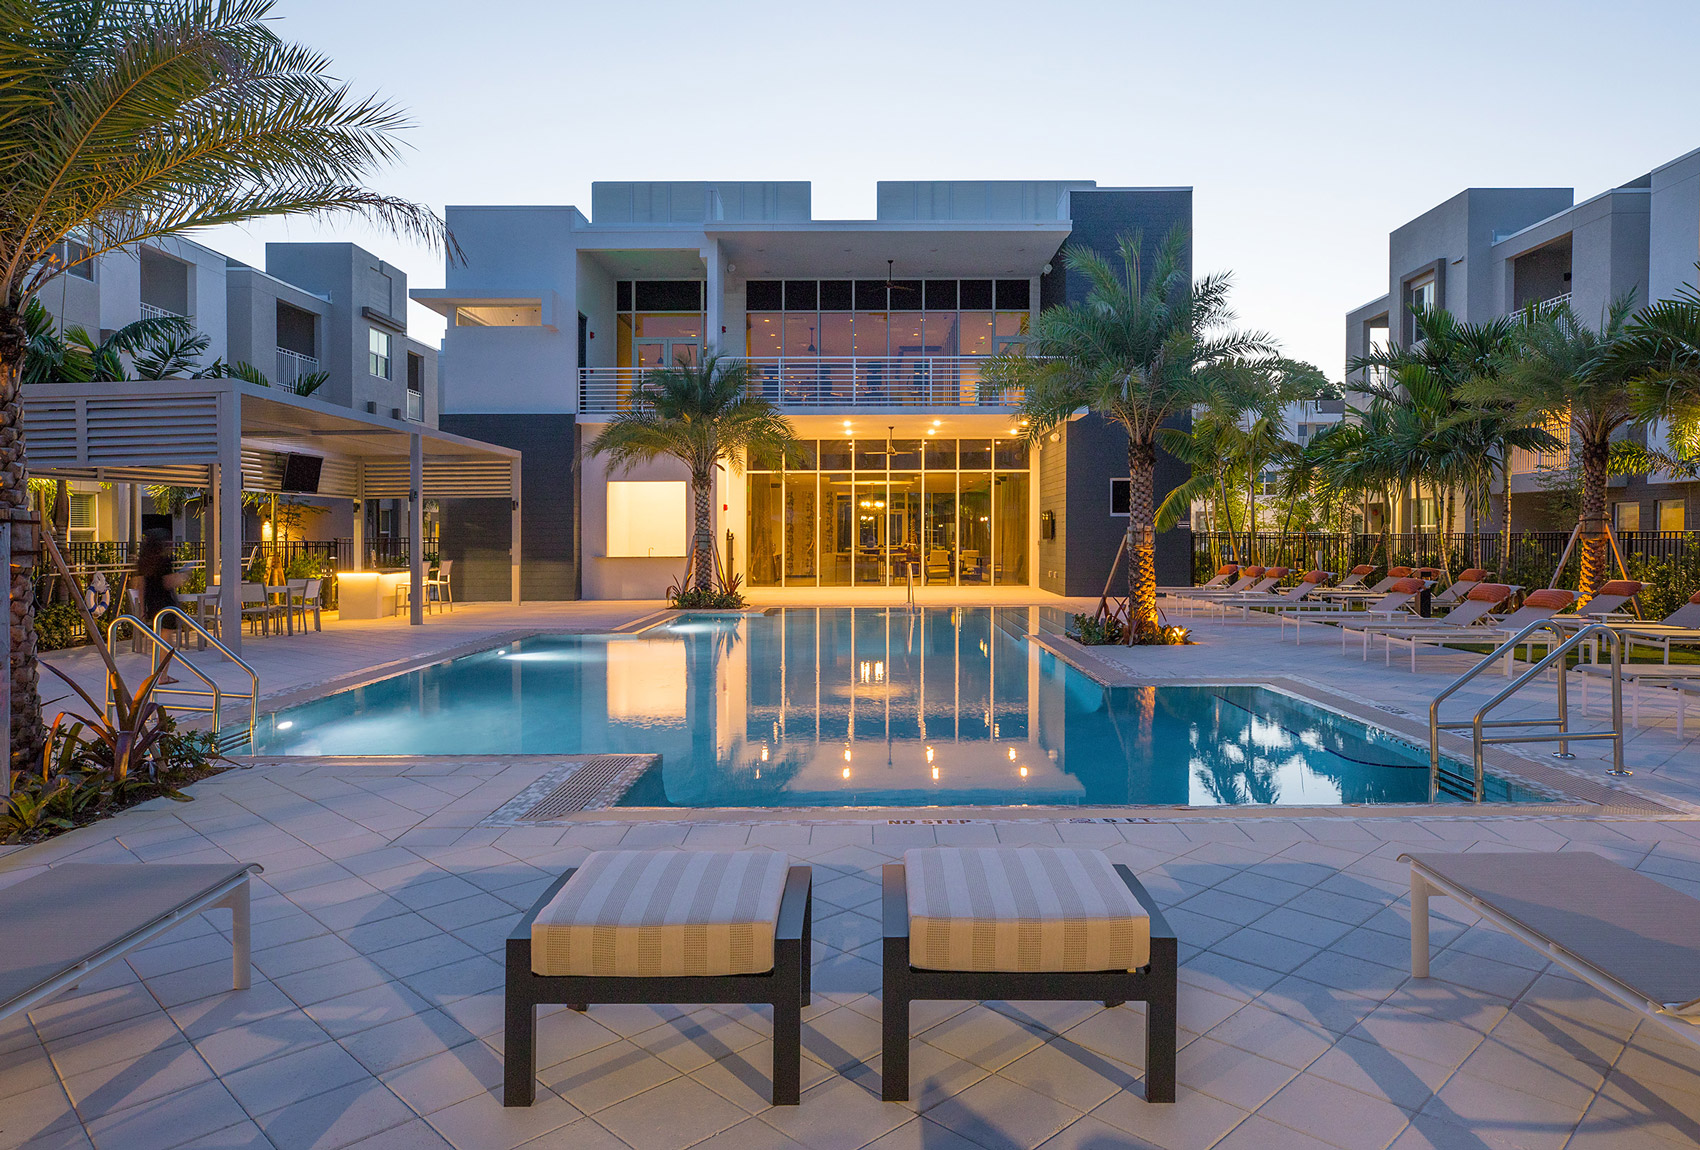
top-left (238, 582), bottom-right (282, 636)
top-left (1621, 590), bottom-right (1700, 661)
top-left (1431, 567), bottom-right (1490, 607)
top-left (1178, 566), bottom-right (1275, 599)
top-left (1543, 580), bottom-right (1649, 649)
top-left (1, 864), bottom-right (260, 1026)
top-left (1218, 569), bottom-right (1332, 621)
top-left (1157, 563), bottom-right (1238, 593)
top-left (505, 850), bottom-right (811, 1107)
top-left (1331, 564), bottom-right (1378, 591)
top-left (1317, 565), bottom-right (1414, 602)
top-left (1377, 587), bottom-right (1575, 673)
top-left (426, 560), bottom-right (454, 611)
top-left (882, 847), bottom-right (1178, 1104)
top-left (286, 578), bottom-right (323, 632)
top-left (1277, 578), bottom-right (1430, 642)
top-left (1341, 582), bottom-right (1518, 658)
top-left (1403, 852), bottom-right (1700, 1051)
top-left (1577, 663), bottom-right (1700, 734)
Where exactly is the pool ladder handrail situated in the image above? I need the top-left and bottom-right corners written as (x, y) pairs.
top-left (1428, 617), bottom-right (1625, 802)
top-left (904, 560), bottom-right (917, 611)
top-left (104, 608), bottom-right (260, 748)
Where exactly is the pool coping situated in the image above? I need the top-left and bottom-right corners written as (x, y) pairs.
top-left (220, 611), bottom-right (1696, 821)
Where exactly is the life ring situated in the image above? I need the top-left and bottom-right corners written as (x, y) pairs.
top-left (83, 571), bottom-right (112, 617)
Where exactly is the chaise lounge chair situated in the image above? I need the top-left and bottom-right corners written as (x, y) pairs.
top-left (1157, 563), bottom-right (1238, 594)
top-left (1278, 578), bottom-right (1430, 643)
top-left (1, 864), bottom-right (260, 1025)
top-left (505, 850), bottom-right (811, 1107)
top-left (1377, 587), bottom-right (1576, 673)
top-left (1577, 590), bottom-right (1700, 662)
top-left (1331, 564), bottom-right (1378, 592)
top-left (1216, 570), bottom-right (1333, 621)
top-left (1576, 663), bottom-right (1700, 734)
top-left (1317, 565), bottom-right (1415, 602)
top-left (882, 847), bottom-right (1178, 1104)
top-left (1403, 851), bottom-right (1700, 1050)
top-left (1340, 582), bottom-right (1518, 658)
top-left (1431, 567), bottom-right (1490, 608)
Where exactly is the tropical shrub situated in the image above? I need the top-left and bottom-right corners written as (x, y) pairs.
top-left (34, 600), bottom-right (85, 650)
top-left (1070, 613), bottom-right (1125, 645)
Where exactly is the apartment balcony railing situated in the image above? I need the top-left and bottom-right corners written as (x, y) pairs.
top-left (1510, 443), bottom-right (1571, 475)
top-left (139, 302), bottom-right (185, 322)
top-left (276, 348), bottom-right (320, 386)
top-left (1539, 292), bottom-right (1573, 312)
top-left (579, 357), bottom-right (1021, 414)
top-left (405, 390), bottom-right (424, 422)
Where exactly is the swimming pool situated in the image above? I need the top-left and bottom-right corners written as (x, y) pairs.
top-left (254, 607), bottom-right (1546, 807)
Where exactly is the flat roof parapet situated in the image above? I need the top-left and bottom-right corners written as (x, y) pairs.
top-left (590, 181), bottom-right (812, 225)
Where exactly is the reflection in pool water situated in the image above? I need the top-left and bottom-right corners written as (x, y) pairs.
top-left (254, 607), bottom-right (1544, 806)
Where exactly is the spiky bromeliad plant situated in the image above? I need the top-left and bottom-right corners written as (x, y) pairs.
top-left (0, 0), bottom-right (453, 768)
top-left (985, 227), bottom-right (1274, 643)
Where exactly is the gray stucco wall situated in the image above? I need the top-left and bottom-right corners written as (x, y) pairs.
top-left (1039, 187), bottom-right (1195, 595)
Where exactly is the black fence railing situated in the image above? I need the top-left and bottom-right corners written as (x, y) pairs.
top-left (1192, 530), bottom-right (1697, 585)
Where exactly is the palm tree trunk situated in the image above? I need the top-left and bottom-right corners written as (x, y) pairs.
top-left (1126, 437), bottom-right (1159, 641)
top-left (1498, 458), bottom-right (1514, 576)
top-left (690, 471), bottom-right (714, 593)
top-left (0, 306), bottom-right (45, 769)
top-left (1577, 438), bottom-right (1611, 595)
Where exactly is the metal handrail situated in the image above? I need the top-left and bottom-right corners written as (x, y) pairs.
top-left (1428, 618), bottom-right (1625, 801)
top-left (104, 609), bottom-right (261, 743)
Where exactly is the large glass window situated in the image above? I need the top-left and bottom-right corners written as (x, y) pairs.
top-left (742, 280), bottom-right (1030, 364)
top-left (747, 437), bottom-right (1032, 587)
top-left (1658, 499), bottom-right (1686, 532)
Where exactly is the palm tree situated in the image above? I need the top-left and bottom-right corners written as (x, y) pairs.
top-left (1617, 282), bottom-right (1700, 477)
top-left (1458, 298), bottom-right (1639, 594)
top-left (1, 0), bottom-right (449, 763)
top-left (988, 228), bottom-right (1274, 641)
top-left (585, 351), bottom-right (796, 593)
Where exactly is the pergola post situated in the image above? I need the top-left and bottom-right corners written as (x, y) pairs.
top-left (218, 387), bottom-right (242, 656)
top-left (510, 461), bottom-right (522, 605)
top-left (352, 463), bottom-right (364, 571)
top-left (409, 432), bottom-right (424, 626)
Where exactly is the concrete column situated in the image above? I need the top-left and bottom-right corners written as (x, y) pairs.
top-left (218, 388), bottom-right (242, 655)
top-left (510, 461), bottom-right (522, 604)
top-left (409, 432), bottom-right (424, 625)
top-left (702, 240), bottom-right (724, 357)
top-left (351, 465), bottom-right (364, 571)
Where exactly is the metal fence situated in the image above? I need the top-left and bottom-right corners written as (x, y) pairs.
top-left (1192, 531), bottom-right (1697, 581)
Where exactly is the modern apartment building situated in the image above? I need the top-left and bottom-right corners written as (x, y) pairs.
top-left (418, 180), bottom-right (1193, 601)
top-left (1344, 146), bottom-right (1700, 534)
top-left (36, 237), bottom-right (439, 550)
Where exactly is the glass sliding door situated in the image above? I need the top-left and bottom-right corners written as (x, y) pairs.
top-left (748, 474), bottom-right (783, 586)
top-left (854, 479), bottom-right (887, 586)
top-left (923, 472), bottom-right (956, 584)
top-left (959, 473), bottom-right (992, 584)
top-left (889, 473), bottom-right (921, 583)
top-left (993, 473), bottom-right (1029, 585)
top-left (821, 473), bottom-right (853, 587)
top-left (783, 473), bottom-right (818, 584)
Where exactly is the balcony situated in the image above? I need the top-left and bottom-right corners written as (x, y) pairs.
top-left (579, 357), bottom-right (1021, 414)
top-left (139, 302), bottom-right (184, 322)
top-left (406, 390), bottom-right (424, 422)
top-left (276, 348), bottom-right (320, 386)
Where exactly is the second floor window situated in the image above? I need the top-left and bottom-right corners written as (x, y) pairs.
top-left (369, 328), bottom-right (391, 379)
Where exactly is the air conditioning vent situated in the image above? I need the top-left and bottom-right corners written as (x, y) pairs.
top-left (365, 401), bottom-right (377, 414)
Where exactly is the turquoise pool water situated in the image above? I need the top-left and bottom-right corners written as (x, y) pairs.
top-left (253, 607), bottom-right (1545, 806)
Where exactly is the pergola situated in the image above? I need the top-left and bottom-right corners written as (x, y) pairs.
top-left (24, 378), bottom-right (521, 653)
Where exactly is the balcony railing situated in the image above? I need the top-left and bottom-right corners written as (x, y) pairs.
top-left (406, 390), bottom-right (424, 422)
top-left (276, 348), bottom-right (320, 386)
top-left (580, 357), bottom-right (1021, 413)
top-left (139, 302), bottom-right (185, 322)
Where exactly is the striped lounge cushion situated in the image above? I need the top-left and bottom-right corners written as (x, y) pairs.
top-left (531, 850), bottom-right (790, 977)
top-left (904, 847), bottom-right (1151, 973)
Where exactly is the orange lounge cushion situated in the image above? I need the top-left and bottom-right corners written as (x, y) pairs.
top-left (1524, 588), bottom-right (1577, 610)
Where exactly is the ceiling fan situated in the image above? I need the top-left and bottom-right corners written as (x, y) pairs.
top-left (884, 259), bottom-right (918, 298)
top-left (860, 425), bottom-right (899, 456)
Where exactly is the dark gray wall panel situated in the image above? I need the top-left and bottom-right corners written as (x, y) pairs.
top-left (438, 414), bottom-right (578, 601)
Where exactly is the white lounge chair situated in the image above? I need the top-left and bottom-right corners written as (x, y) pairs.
top-left (1341, 583), bottom-right (1518, 658)
top-left (1377, 588), bottom-right (1577, 673)
top-left (1404, 852), bottom-right (1700, 1051)
top-left (1316, 566), bottom-right (1415, 603)
top-left (1216, 570), bottom-right (1333, 621)
top-left (1577, 663), bottom-right (1700, 734)
top-left (1, 864), bottom-right (260, 1025)
top-left (1157, 563), bottom-right (1238, 594)
top-left (1278, 578), bottom-right (1430, 643)
top-left (1431, 567), bottom-right (1490, 608)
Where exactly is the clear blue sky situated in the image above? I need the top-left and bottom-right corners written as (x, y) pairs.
top-left (201, 0), bottom-right (1700, 377)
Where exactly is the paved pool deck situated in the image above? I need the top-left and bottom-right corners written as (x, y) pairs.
top-left (6, 597), bottom-right (1699, 1150)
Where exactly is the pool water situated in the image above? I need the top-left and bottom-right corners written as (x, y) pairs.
top-left (254, 607), bottom-right (1545, 807)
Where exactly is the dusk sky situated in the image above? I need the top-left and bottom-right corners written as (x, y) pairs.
top-left (202, 0), bottom-right (1700, 377)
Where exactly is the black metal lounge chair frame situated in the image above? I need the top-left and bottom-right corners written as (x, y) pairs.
top-left (505, 865), bottom-right (813, 1106)
top-left (880, 861), bottom-right (1179, 1103)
